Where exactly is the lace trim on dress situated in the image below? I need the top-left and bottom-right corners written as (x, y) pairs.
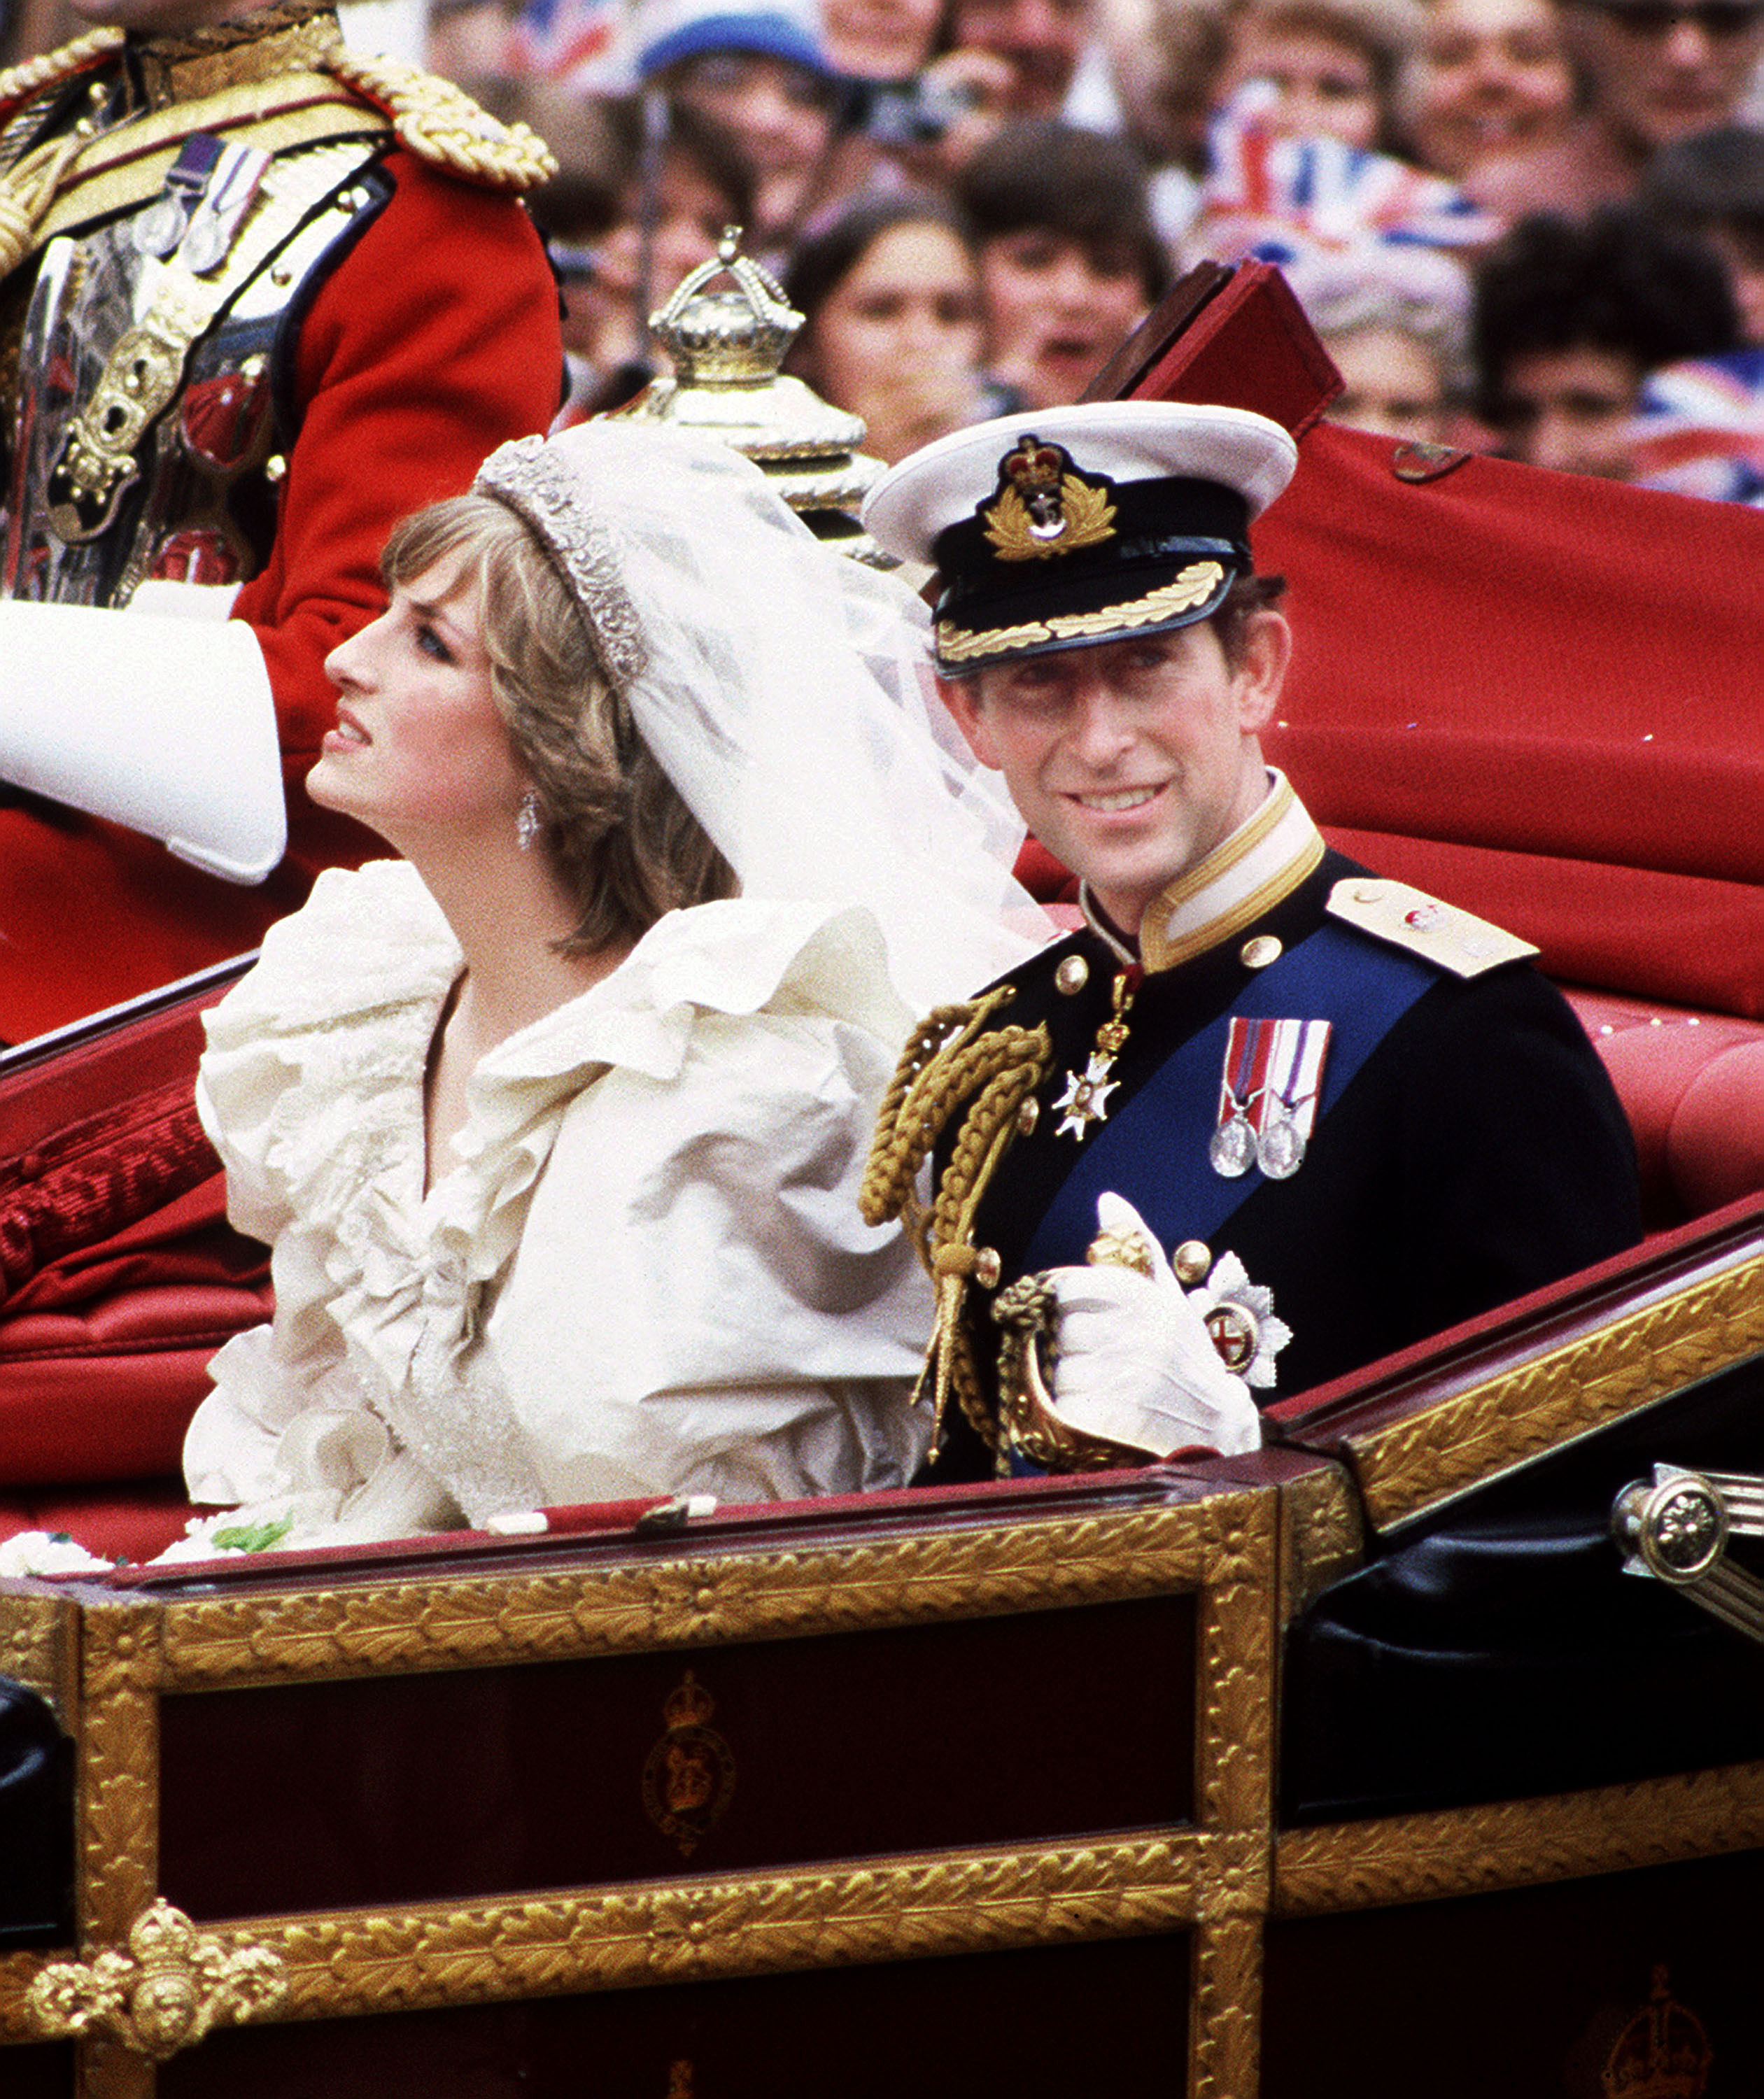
top-left (477, 434), bottom-right (649, 689)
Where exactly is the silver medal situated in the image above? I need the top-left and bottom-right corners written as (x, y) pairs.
top-left (1209, 1114), bottom-right (1256, 1178)
top-left (1257, 1113), bottom-right (1306, 1180)
top-left (134, 193), bottom-right (189, 258)
top-left (180, 209), bottom-right (232, 275)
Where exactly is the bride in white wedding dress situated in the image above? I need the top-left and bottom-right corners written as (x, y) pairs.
top-left (157, 419), bottom-right (1042, 1556)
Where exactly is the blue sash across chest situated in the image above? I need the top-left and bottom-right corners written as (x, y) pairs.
top-left (1022, 921), bottom-right (1439, 1271)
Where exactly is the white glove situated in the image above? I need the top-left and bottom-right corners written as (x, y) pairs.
top-left (1045, 1193), bottom-right (1264, 1459)
top-left (0, 598), bottom-right (285, 882)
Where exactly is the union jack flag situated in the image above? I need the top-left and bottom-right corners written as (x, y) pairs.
top-left (1633, 350), bottom-right (1764, 507)
top-left (503, 0), bottom-right (627, 87)
top-left (1194, 82), bottom-right (1498, 263)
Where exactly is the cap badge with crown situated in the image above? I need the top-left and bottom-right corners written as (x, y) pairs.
top-left (983, 435), bottom-right (1118, 561)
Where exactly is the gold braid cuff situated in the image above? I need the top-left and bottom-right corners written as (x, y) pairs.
top-left (863, 988), bottom-right (1052, 1453)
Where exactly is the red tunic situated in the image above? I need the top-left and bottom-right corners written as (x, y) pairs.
top-left (0, 148), bottom-right (563, 1043)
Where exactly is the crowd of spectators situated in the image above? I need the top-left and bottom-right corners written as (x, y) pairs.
top-left (8, 0), bottom-right (1764, 495)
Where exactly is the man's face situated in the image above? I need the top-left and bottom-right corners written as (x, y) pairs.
top-left (951, 0), bottom-right (1094, 113)
top-left (940, 614), bottom-right (1290, 935)
top-left (1494, 344), bottom-right (1644, 479)
top-left (1561, 0), bottom-right (1764, 153)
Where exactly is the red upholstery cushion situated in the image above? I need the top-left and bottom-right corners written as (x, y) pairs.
top-left (1566, 989), bottom-right (1764, 1227)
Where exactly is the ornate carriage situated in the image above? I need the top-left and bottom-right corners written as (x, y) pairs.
top-left (1, 263), bottom-right (1762, 2096)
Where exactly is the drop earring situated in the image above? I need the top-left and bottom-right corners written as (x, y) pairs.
top-left (516, 789), bottom-right (542, 851)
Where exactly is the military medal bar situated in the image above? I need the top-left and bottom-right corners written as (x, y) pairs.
top-left (1210, 1016), bottom-right (1332, 1180)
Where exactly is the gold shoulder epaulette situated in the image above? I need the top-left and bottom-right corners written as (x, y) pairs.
top-left (325, 50), bottom-right (556, 192)
top-left (0, 27), bottom-right (122, 135)
top-left (1327, 876), bottom-right (1537, 979)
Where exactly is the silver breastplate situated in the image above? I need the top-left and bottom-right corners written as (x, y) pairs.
top-left (2, 133), bottom-right (384, 607)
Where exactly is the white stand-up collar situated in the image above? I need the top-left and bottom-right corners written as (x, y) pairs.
top-left (1080, 772), bottom-right (1325, 974)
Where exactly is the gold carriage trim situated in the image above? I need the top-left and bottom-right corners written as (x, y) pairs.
top-left (937, 561), bottom-right (1227, 665)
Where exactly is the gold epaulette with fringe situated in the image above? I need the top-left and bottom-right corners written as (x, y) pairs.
top-left (0, 28), bottom-right (122, 140)
top-left (325, 50), bottom-right (556, 192)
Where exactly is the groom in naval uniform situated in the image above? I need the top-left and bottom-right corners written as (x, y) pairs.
top-left (861, 402), bottom-right (1641, 1480)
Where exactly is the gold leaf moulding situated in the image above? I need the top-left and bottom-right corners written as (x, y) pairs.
top-left (1350, 1255), bottom-right (1764, 1532)
top-left (157, 1506), bottom-right (1233, 1690)
top-left (1273, 1755), bottom-right (1764, 1916)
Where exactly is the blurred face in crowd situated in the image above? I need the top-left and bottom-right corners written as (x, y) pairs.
top-left (558, 150), bottom-right (731, 363)
top-left (1492, 344), bottom-right (1643, 478)
top-left (1325, 326), bottom-right (1452, 441)
top-left (1698, 217), bottom-right (1764, 343)
top-left (978, 230), bottom-right (1150, 409)
top-left (821, 0), bottom-right (945, 76)
top-left (1405, 0), bottom-right (1573, 178)
top-left (802, 222), bottom-right (985, 404)
top-left (665, 50), bottom-right (840, 177)
top-left (951, 0), bottom-right (1096, 114)
top-left (798, 220), bottom-right (988, 460)
top-left (1560, 0), bottom-right (1764, 153)
top-left (1218, 13), bottom-right (1383, 148)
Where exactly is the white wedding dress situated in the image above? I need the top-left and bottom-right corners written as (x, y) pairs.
top-left (174, 860), bottom-right (933, 1553)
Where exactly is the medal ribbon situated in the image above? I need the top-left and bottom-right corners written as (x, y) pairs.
top-left (1023, 921), bottom-right (1438, 1273)
top-left (1257, 1017), bottom-right (1329, 1140)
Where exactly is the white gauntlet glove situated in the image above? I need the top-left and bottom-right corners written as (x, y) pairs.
top-left (1044, 1194), bottom-right (1267, 1459)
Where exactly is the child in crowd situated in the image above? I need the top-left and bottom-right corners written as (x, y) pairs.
top-left (954, 120), bottom-right (1172, 409)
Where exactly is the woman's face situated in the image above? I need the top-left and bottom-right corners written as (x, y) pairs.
top-left (665, 51), bottom-right (839, 176)
top-left (1325, 325), bottom-right (1450, 443)
top-left (821, 0), bottom-right (943, 78)
top-left (806, 222), bottom-right (985, 406)
top-left (312, 560), bottom-right (528, 850)
top-left (1218, 17), bottom-right (1383, 148)
top-left (1406, 0), bottom-right (1572, 178)
top-left (979, 229), bottom-right (1150, 410)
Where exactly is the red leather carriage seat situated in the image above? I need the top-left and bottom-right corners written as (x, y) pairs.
top-left (0, 973), bottom-right (269, 1561)
top-left (1564, 989), bottom-right (1764, 1231)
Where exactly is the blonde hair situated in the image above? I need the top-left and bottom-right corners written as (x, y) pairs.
top-left (381, 494), bottom-right (735, 955)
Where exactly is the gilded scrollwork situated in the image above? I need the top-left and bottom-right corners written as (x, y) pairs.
top-left (80, 1602), bottom-right (163, 1945)
top-left (1273, 1756), bottom-right (1764, 1916)
top-left (1190, 1916), bottom-right (1261, 2099)
top-left (1197, 1492), bottom-right (1278, 1835)
top-left (213, 1837), bottom-right (1197, 2021)
top-left (24, 1897), bottom-right (284, 2059)
top-left (157, 1507), bottom-right (1229, 1691)
top-left (1349, 1257), bottom-right (1764, 1532)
